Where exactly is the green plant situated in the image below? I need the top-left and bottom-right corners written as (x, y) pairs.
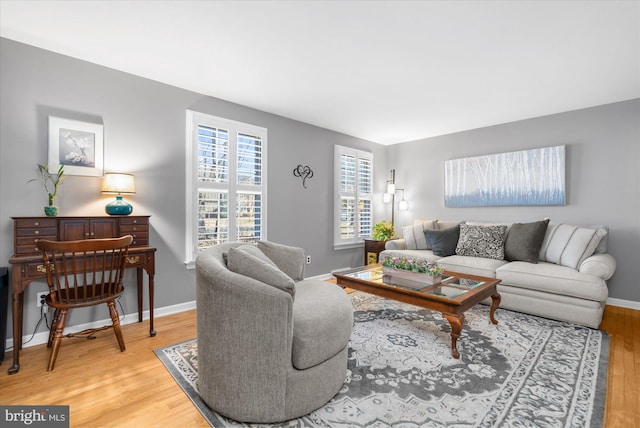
top-left (382, 256), bottom-right (445, 276)
top-left (29, 163), bottom-right (64, 206)
top-left (372, 221), bottom-right (394, 241)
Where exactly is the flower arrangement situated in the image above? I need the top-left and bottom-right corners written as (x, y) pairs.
top-left (372, 221), bottom-right (394, 241)
top-left (382, 256), bottom-right (444, 276)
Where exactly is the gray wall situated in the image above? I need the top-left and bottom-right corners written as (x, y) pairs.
top-left (1, 38), bottom-right (638, 345)
top-left (388, 99), bottom-right (640, 303)
top-left (0, 38), bottom-right (386, 339)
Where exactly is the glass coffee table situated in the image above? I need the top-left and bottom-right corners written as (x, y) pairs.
top-left (333, 264), bottom-right (501, 359)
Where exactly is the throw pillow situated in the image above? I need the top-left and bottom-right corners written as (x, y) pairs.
top-left (424, 225), bottom-right (460, 257)
top-left (456, 224), bottom-right (507, 260)
top-left (504, 219), bottom-right (550, 263)
top-left (402, 220), bottom-right (436, 250)
top-left (227, 246), bottom-right (295, 296)
top-left (257, 241), bottom-right (305, 281)
top-left (541, 224), bottom-right (608, 269)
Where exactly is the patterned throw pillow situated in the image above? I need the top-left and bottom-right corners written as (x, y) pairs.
top-left (455, 224), bottom-right (508, 260)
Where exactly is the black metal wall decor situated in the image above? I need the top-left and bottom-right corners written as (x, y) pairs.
top-left (293, 165), bottom-right (314, 188)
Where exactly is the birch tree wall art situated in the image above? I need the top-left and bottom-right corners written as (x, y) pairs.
top-left (444, 145), bottom-right (566, 207)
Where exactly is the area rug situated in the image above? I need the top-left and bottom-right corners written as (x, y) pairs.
top-left (154, 292), bottom-right (609, 427)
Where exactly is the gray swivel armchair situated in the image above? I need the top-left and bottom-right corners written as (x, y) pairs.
top-left (196, 241), bottom-right (353, 423)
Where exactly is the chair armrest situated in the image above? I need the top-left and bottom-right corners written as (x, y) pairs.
top-left (579, 253), bottom-right (616, 280)
top-left (385, 239), bottom-right (407, 250)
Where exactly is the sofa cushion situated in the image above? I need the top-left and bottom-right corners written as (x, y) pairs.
top-left (436, 219), bottom-right (463, 230)
top-left (257, 241), bottom-right (305, 281)
top-left (496, 261), bottom-right (608, 302)
top-left (437, 255), bottom-right (508, 278)
top-left (456, 224), bottom-right (507, 260)
top-left (291, 280), bottom-right (353, 370)
top-left (402, 220), bottom-right (436, 250)
top-left (504, 219), bottom-right (550, 263)
top-left (425, 225), bottom-right (460, 256)
top-left (227, 245), bottom-right (295, 296)
top-left (539, 224), bottom-right (607, 269)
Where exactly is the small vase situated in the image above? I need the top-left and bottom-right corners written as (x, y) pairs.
top-left (44, 206), bottom-right (58, 217)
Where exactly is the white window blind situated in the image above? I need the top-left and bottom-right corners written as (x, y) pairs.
top-left (334, 145), bottom-right (373, 247)
top-left (186, 111), bottom-right (267, 265)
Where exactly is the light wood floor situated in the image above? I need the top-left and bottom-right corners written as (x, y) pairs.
top-left (1, 305), bottom-right (638, 427)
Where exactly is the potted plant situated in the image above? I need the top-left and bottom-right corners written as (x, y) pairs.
top-left (29, 163), bottom-right (64, 216)
top-left (372, 221), bottom-right (394, 241)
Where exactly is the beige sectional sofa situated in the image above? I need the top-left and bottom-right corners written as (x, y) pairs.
top-left (380, 219), bottom-right (616, 328)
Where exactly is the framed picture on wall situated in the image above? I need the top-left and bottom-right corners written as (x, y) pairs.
top-left (48, 116), bottom-right (104, 176)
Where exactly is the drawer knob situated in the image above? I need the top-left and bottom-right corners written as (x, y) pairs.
top-left (34, 222), bottom-right (39, 226)
top-left (34, 230), bottom-right (39, 235)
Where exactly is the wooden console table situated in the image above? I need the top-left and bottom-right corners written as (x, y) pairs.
top-left (7, 215), bottom-right (157, 375)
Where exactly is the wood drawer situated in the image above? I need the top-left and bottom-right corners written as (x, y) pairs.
top-left (16, 236), bottom-right (57, 255)
top-left (119, 217), bottom-right (149, 226)
top-left (16, 227), bottom-right (57, 237)
top-left (15, 218), bottom-right (57, 228)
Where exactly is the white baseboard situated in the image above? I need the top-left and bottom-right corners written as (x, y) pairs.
top-left (5, 300), bottom-right (197, 351)
top-left (606, 297), bottom-right (640, 310)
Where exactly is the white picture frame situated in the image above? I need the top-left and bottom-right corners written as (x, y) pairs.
top-left (48, 116), bottom-right (104, 177)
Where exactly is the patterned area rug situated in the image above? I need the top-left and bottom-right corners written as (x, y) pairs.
top-left (154, 292), bottom-right (608, 427)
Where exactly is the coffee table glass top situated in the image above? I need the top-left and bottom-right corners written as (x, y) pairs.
top-left (339, 265), bottom-right (486, 299)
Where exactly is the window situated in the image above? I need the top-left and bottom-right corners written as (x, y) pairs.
top-left (186, 111), bottom-right (267, 266)
top-left (334, 145), bottom-right (373, 248)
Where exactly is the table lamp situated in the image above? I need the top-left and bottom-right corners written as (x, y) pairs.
top-left (101, 173), bottom-right (136, 215)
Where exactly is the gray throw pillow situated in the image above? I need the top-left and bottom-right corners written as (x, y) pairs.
top-left (504, 219), bottom-right (550, 263)
top-left (257, 241), bottom-right (305, 281)
top-left (456, 224), bottom-right (507, 260)
top-left (227, 245), bottom-right (295, 296)
top-left (424, 225), bottom-right (460, 257)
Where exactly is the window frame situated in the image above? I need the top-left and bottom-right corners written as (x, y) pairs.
top-left (185, 110), bottom-right (267, 267)
top-left (334, 144), bottom-right (373, 249)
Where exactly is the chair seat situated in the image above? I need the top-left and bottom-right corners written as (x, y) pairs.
top-left (292, 280), bottom-right (353, 370)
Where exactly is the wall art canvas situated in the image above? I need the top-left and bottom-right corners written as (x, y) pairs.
top-left (48, 116), bottom-right (104, 176)
top-left (444, 145), bottom-right (565, 207)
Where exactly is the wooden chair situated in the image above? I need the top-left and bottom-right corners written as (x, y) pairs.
top-left (37, 235), bottom-right (133, 371)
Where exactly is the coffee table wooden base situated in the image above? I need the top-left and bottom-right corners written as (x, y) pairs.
top-left (333, 266), bottom-right (502, 360)
top-left (443, 292), bottom-right (501, 359)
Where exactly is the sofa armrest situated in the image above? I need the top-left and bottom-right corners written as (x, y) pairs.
top-left (579, 253), bottom-right (616, 280)
top-left (385, 239), bottom-right (407, 250)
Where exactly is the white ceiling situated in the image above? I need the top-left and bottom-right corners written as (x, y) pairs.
top-left (1, 1), bottom-right (639, 145)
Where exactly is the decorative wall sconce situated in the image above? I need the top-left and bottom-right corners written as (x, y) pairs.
top-left (383, 169), bottom-right (409, 228)
top-left (101, 173), bottom-right (136, 215)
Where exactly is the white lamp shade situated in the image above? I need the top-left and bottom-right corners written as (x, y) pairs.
top-left (387, 182), bottom-right (396, 194)
top-left (398, 199), bottom-right (409, 211)
top-left (383, 193), bottom-right (392, 203)
top-left (101, 173), bottom-right (136, 194)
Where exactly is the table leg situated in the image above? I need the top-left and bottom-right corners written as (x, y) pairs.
top-left (489, 292), bottom-right (501, 325)
top-left (148, 272), bottom-right (155, 337)
top-left (443, 313), bottom-right (464, 359)
top-left (137, 268), bottom-right (143, 323)
top-left (8, 290), bottom-right (24, 375)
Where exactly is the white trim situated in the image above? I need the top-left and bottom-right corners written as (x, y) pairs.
top-left (6, 300), bottom-right (197, 350)
top-left (606, 297), bottom-right (640, 310)
top-left (185, 110), bottom-right (267, 266)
